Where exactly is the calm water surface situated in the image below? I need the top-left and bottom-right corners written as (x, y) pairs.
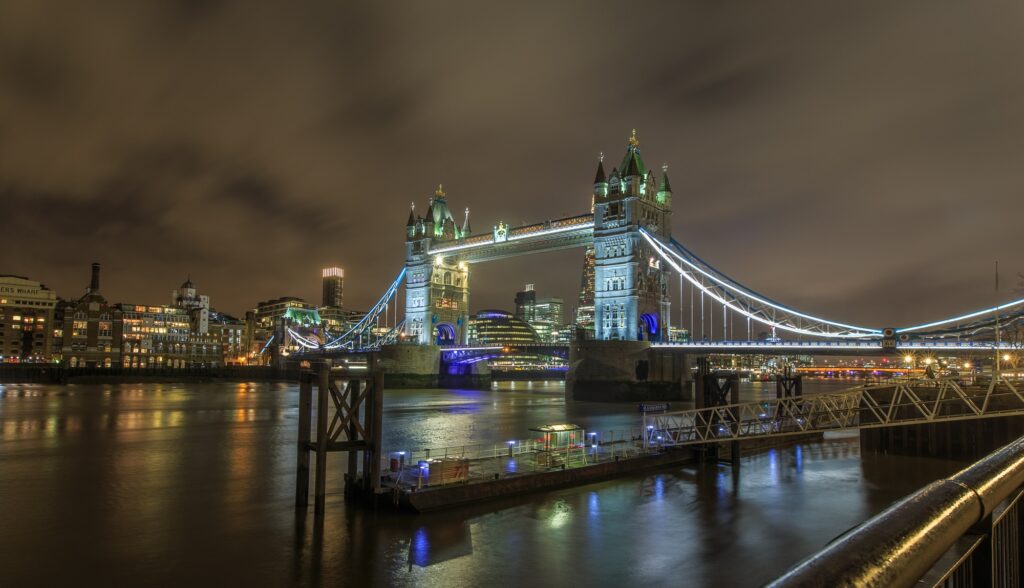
top-left (0, 380), bottom-right (965, 587)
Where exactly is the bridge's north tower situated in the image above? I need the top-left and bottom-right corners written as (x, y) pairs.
top-left (404, 186), bottom-right (471, 345)
top-left (592, 131), bottom-right (673, 341)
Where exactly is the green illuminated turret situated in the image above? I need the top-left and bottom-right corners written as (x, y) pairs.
top-left (593, 155), bottom-right (608, 198)
top-left (657, 164), bottom-right (672, 205)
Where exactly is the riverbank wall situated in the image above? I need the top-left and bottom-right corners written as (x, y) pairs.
top-left (0, 364), bottom-right (299, 384)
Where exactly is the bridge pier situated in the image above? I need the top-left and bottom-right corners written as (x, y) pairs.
top-left (566, 340), bottom-right (692, 402)
top-left (377, 344), bottom-right (491, 390)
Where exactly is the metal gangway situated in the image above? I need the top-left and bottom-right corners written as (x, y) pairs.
top-left (645, 376), bottom-right (1024, 448)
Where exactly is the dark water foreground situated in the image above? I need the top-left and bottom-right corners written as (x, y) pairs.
top-left (0, 381), bottom-right (964, 587)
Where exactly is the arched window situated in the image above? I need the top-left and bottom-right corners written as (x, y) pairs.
top-left (69, 357), bottom-right (78, 368)
top-left (444, 272), bottom-right (452, 286)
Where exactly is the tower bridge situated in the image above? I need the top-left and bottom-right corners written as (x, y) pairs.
top-left (286, 130), bottom-right (1024, 399)
top-left (405, 130), bottom-right (673, 347)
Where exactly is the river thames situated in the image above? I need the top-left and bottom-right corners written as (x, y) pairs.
top-left (0, 380), bottom-right (964, 586)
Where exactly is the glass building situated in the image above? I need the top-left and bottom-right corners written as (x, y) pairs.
top-left (466, 310), bottom-right (539, 345)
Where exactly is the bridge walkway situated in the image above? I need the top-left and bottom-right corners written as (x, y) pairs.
top-left (647, 376), bottom-right (1024, 448)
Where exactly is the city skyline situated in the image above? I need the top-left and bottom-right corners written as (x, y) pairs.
top-left (3, 2), bottom-right (1024, 326)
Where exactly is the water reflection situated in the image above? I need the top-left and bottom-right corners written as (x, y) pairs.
top-left (0, 380), bottom-right (968, 587)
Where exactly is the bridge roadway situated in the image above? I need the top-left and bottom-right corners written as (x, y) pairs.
top-left (435, 339), bottom-right (1013, 360)
top-left (646, 375), bottom-right (1024, 448)
top-left (652, 339), bottom-right (1013, 356)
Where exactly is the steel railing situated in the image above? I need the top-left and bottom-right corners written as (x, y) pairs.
top-left (769, 434), bottom-right (1024, 587)
top-left (646, 377), bottom-right (1024, 448)
top-left (380, 427), bottom-right (649, 489)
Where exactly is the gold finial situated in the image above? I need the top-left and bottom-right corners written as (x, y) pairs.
top-left (410, 201), bottom-right (415, 211)
top-left (435, 184), bottom-right (445, 197)
top-left (628, 128), bottom-right (639, 147)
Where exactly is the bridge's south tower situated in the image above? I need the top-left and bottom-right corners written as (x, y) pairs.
top-left (404, 186), bottom-right (471, 345)
top-left (592, 131), bottom-right (672, 341)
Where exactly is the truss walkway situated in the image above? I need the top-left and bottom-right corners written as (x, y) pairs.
top-left (646, 376), bottom-right (1024, 448)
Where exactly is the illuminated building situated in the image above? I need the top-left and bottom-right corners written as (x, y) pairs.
top-left (575, 246), bottom-right (596, 339)
top-left (117, 304), bottom-right (191, 368)
top-left (593, 131), bottom-right (672, 341)
top-left (0, 275), bottom-right (57, 362)
top-left (322, 267), bottom-right (344, 308)
top-left (253, 296), bottom-right (316, 329)
top-left (404, 185), bottom-right (471, 344)
top-left (514, 284), bottom-right (566, 343)
top-left (319, 306), bottom-right (365, 336)
top-left (534, 297), bottom-right (565, 343)
top-left (60, 263), bottom-right (123, 368)
top-left (466, 310), bottom-right (539, 345)
top-left (318, 267), bottom-right (364, 334)
top-left (514, 284), bottom-right (536, 322)
top-left (210, 311), bottom-right (246, 365)
top-left (171, 277), bottom-right (210, 334)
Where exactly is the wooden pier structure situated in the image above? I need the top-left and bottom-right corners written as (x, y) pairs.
top-left (295, 356), bottom-right (383, 513)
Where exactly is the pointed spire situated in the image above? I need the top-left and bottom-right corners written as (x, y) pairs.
top-left (619, 129), bottom-right (645, 178)
top-left (623, 152), bottom-right (640, 177)
top-left (406, 203), bottom-right (416, 227)
top-left (659, 163), bottom-right (672, 192)
top-left (594, 155), bottom-right (607, 184)
top-left (462, 207), bottom-right (471, 235)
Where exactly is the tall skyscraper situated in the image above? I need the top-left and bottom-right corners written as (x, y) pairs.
top-left (322, 267), bottom-right (344, 308)
top-left (514, 284), bottom-right (536, 322)
top-left (514, 284), bottom-right (565, 343)
top-left (575, 246), bottom-right (596, 338)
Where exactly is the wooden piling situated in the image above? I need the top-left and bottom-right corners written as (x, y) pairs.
top-left (295, 370), bottom-right (312, 507)
top-left (314, 362), bottom-right (330, 514)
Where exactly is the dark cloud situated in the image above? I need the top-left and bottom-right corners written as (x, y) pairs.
top-left (0, 0), bottom-right (1022, 329)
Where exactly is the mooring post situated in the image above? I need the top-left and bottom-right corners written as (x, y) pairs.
top-left (314, 361), bottom-right (330, 514)
top-left (295, 369), bottom-right (313, 507)
top-left (347, 378), bottom-right (359, 485)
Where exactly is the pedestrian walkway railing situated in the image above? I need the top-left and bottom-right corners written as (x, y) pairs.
top-left (769, 434), bottom-right (1024, 587)
top-left (380, 427), bottom-right (649, 490)
top-left (647, 376), bottom-right (1024, 448)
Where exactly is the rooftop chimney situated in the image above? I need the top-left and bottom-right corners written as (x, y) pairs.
top-left (90, 262), bottom-right (100, 292)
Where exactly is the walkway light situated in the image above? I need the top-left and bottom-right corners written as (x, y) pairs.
top-left (903, 355), bottom-right (913, 364)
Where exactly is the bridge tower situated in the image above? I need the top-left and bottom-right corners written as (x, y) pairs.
top-left (592, 130), bottom-right (673, 341)
top-left (404, 185), bottom-right (471, 345)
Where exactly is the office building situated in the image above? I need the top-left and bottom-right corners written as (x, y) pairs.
top-left (0, 275), bottom-right (57, 362)
top-left (60, 263), bottom-right (123, 368)
top-left (322, 267), bottom-right (344, 308)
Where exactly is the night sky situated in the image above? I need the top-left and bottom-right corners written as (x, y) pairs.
top-left (2, 1), bottom-right (1022, 328)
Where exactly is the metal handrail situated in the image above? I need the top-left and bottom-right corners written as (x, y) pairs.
top-left (769, 434), bottom-right (1024, 587)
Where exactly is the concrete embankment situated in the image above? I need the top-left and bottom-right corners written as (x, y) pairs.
top-left (0, 365), bottom-right (299, 385)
